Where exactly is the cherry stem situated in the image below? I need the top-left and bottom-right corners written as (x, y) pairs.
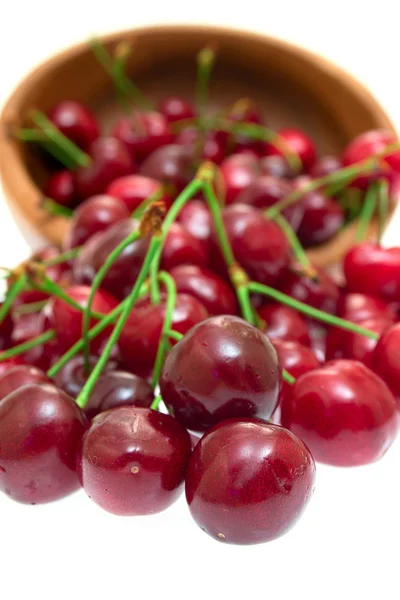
top-left (151, 272), bottom-right (177, 390)
top-left (0, 274), bottom-right (27, 324)
top-left (248, 281), bottom-right (379, 339)
top-left (81, 229), bottom-right (141, 371)
top-left (16, 128), bottom-right (77, 168)
top-left (196, 46), bottom-right (216, 116)
top-left (273, 213), bottom-right (315, 276)
top-left (377, 178), bottom-right (389, 246)
top-left (15, 129), bottom-right (47, 142)
top-left (283, 370), bottom-right (296, 385)
top-left (131, 187), bottom-right (164, 219)
top-left (41, 197), bottom-right (73, 218)
top-left (150, 394), bottom-right (163, 411)
top-left (166, 329), bottom-right (183, 342)
top-left (14, 299), bottom-right (48, 315)
top-left (43, 247), bottom-right (81, 266)
top-left (76, 236), bottom-right (161, 409)
top-left (30, 111), bottom-right (91, 169)
top-left (354, 183), bottom-right (377, 243)
top-left (0, 329), bottom-right (56, 362)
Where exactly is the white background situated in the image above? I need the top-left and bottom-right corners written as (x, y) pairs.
top-left (0, 2), bottom-right (399, 599)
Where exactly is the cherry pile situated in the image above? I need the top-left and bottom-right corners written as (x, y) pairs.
top-left (2, 39), bottom-right (400, 546)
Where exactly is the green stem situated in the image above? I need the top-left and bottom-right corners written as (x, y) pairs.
top-left (248, 281), bottom-right (379, 339)
top-left (151, 272), bottom-right (177, 389)
top-left (0, 329), bottom-right (56, 361)
top-left (43, 247), bottom-right (81, 266)
top-left (196, 46), bottom-right (215, 115)
top-left (150, 394), bottom-right (163, 411)
top-left (166, 329), bottom-right (183, 342)
top-left (41, 197), bottom-right (73, 218)
top-left (14, 299), bottom-right (48, 315)
top-left (355, 183), bottom-right (377, 243)
top-left (377, 178), bottom-right (389, 245)
top-left (131, 187), bottom-right (164, 219)
top-left (15, 129), bottom-right (47, 142)
top-left (0, 275), bottom-right (27, 323)
top-left (76, 236), bottom-right (160, 409)
top-left (283, 370), bottom-right (296, 385)
top-left (273, 213), bottom-right (313, 272)
top-left (150, 259), bottom-right (161, 305)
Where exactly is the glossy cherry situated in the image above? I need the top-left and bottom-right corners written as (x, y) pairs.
top-left (337, 292), bottom-right (396, 323)
top-left (160, 315), bottom-right (281, 431)
top-left (343, 129), bottom-right (400, 175)
top-left (176, 128), bottom-right (226, 164)
top-left (48, 100), bottom-right (99, 151)
top-left (0, 365), bottom-right (49, 402)
top-left (74, 137), bottom-right (134, 200)
top-left (170, 265), bottom-right (237, 315)
top-left (112, 111), bottom-right (174, 163)
top-left (344, 243), bottom-right (400, 302)
top-left (119, 293), bottom-right (208, 378)
top-left (53, 354), bottom-right (119, 399)
top-left (220, 152), bottom-right (260, 204)
top-left (373, 322), bottom-right (400, 402)
top-left (44, 170), bottom-right (77, 208)
top-left (63, 194), bottom-right (129, 249)
top-left (258, 304), bottom-right (311, 346)
top-left (161, 223), bottom-right (208, 271)
top-left (185, 418), bottom-right (315, 545)
top-left (0, 382), bottom-right (87, 503)
top-left (279, 266), bottom-right (340, 315)
top-left (158, 96), bottom-right (196, 123)
top-left (0, 308), bottom-right (13, 350)
top-left (259, 155), bottom-right (296, 179)
top-left (11, 311), bottom-right (58, 371)
top-left (235, 175), bottom-right (292, 209)
top-left (140, 144), bottom-right (195, 193)
top-left (177, 200), bottom-right (212, 251)
top-left (78, 406), bottom-right (191, 515)
top-left (281, 359), bottom-right (398, 466)
top-left (264, 128), bottom-right (316, 171)
top-left (309, 155), bottom-right (342, 178)
top-left (106, 174), bottom-right (171, 213)
top-left (0, 357), bottom-right (24, 377)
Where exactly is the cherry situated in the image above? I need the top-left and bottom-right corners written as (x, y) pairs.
top-left (140, 144), bottom-right (194, 193)
top-left (220, 153), bottom-right (260, 204)
top-left (161, 223), bottom-right (208, 271)
top-left (0, 365), bottom-right (49, 402)
top-left (264, 128), bottom-right (316, 171)
top-left (53, 354), bottom-right (119, 399)
top-left (258, 304), bottom-right (311, 346)
top-left (74, 137), bottom-right (134, 200)
top-left (160, 315), bottom-right (280, 431)
top-left (44, 170), bottom-right (77, 208)
top-left (279, 266), bottom-right (340, 315)
top-left (343, 129), bottom-right (400, 176)
top-left (112, 111), bottom-right (174, 163)
top-left (11, 311), bottom-right (58, 371)
top-left (185, 418), bottom-right (315, 545)
top-left (0, 308), bottom-right (13, 350)
top-left (235, 175), bottom-right (292, 209)
top-left (0, 357), bottom-right (24, 377)
top-left (119, 293), bottom-right (208, 378)
top-left (73, 218), bottom-right (149, 299)
top-left (373, 322), bottom-right (400, 402)
top-left (309, 155), bottom-right (342, 178)
top-left (213, 204), bottom-right (290, 287)
top-left (48, 100), bottom-right (99, 151)
top-left (272, 338), bottom-right (320, 398)
top-left (106, 174), bottom-right (171, 213)
top-left (78, 406), bottom-right (191, 515)
top-left (337, 292), bottom-right (396, 323)
top-left (48, 285), bottom-right (119, 352)
top-left (170, 265), bottom-right (237, 315)
top-left (259, 155), bottom-right (297, 179)
top-left (176, 200), bottom-right (212, 252)
top-left (15, 246), bottom-right (70, 306)
top-left (0, 383), bottom-right (87, 503)
top-left (281, 359), bottom-right (398, 466)
top-left (176, 128), bottom-right (226, 164)
top-left (63, 194), bottom-right (129, 249)
top-left (158, 96), bottom-right (196, 123)
top-left (344, 243), bottom-right (400, 302)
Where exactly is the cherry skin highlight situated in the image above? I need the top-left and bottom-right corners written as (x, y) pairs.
top-left (48, 100), bottom-right (99, 151)
top-left (106, 174), bottom-right (171, 213)
top-left (309, 155), bottom-right (342, 178)
top-left (220, 152), bottom-right (260, 204)
top-left (160, 315), bottom-right (281, 431)
top-left (78, 406), bottom-right (191, 516)
top-left (264, 128), bottom-right (316, 171)
top-left (158, 96), bottom-right (196, 123)
top-left (177, 200), bottom-right (212, 252)
top-left (53, 354), bottom-right (119, 399)
top-left (281, 359), bottom-right (398, 466)
top-left (337, 292), bottom-right (396, 323)
top-left (140, 144), bottom-right (195, 193)
top-left (185, 418), bottom-right (315, 545)
top-left (344, 243), bottom-right (400, 302)
top-left (0, 383), bottom-right (87, 504)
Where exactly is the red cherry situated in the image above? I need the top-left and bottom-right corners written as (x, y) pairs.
top-left (119, 293), bottom-right (208, 378)
top-left (106, 174), bottom-right (171, 213)
top-left (0, 365), bottom-right (49, 402)
top-left (158, 96), bottom-right (196, 123)
top-left (309, 155), bottom-right (342, 178)
top-left (53, 354), bottom-right (119, 399)
top-left (344, 243), bottom-right (400, 302)
top-left (337, 292), bottom-right (396, 323)
top-left (112, 111), bottom-right (174, 163)
top-left (259, 155), bottom-right (297, 179)
top-left (79, 406), bottom-right (191, 515)
top-left (258, 304), bottom-right (311, 346)
top-left (11, 311), bottom-right (58, 371)
top-left (343, 129), bottom-right (400, 174)
top-left (140, 144), bottom-right (194, 193)
top-left (0, 357), bottom-right (24, 377)
top-left (220, 153), bottom-right (260, 204)
top-left (0, 307), bottom-right (13, 350)
top-left (373, 322), bottom-right (400, 402)
top-left (264, 128), bottom-right (316, 171)
top-left (185, 418), bottom-right (315, 545)
top-left (0, 383), bottom-right (87, 503)
top-left (170, 265), bottom-right (237, 315)
top-left (44, 170), bottom-right (77, 208)
top-left (281, 359), bottom-right (398, 466)
top-left (162, 223), bottom-right (208, 271)
top-left (235, 175), bottom-right (292, 209)
top-left (176, 128), bottom-right (226, 164)
top-left (73, 218), bottom-right (149, 299)
top-left (48, 100), bottom-right (99, 151)
top-left (279, 266), bottom-right (340, 315)
top-left (177, 200), bottom-right (212, 250)
top-left (74, 137), bottom-right (134, 200)
top-left (160, 315), bottom-right (281, 431)
top-left (63, 194), bottom-right (129, 249)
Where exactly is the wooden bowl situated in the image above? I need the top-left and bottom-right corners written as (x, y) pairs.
top-left (0, 24), bottom-right (395, 265)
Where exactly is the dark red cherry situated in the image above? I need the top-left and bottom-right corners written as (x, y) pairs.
top-left (53, 354), bottom-right (119, 399)
top-left (177, 200), bottom-right (212, 250)
top-left (0, 383), bottom-right (87, 503)
top-left (279, 266), bottom-right (340, 315)
top-left (106, 174), bottom-right (171, 213)
top-left (73, 218), bottom-right (149, 299)
top-left (11, 311), bottom-right (58, 371)
top-left (44, 170), bottom-right (77, 208)
top-left (235, 175), bottom-right (292, 209)
top-left (258, 304), bottom-right (311, 346)
top-left (185, 418), bottom-right (315, 545)
top-left (48, 100), bottom-right (99, 151)
top-left (48, 285), bottom-right (119, 352)
top-left (213, 204), bottom-right (290, 286)
top-left (112, 111), bottom-right (174, 163)
top-left (158, 96), bottom-right (196, 123)
top-left (79, 406), bottom-right (191, 515)
top-left (140, 144), bottom-right (194, 193)
top-left (259, 155), bottom-right (297, 179)
top-left (83, 371), bottom-right (154, 419)
top-left (309, 155), bottom-right (342, 178)
top-left (74, 137), bottom-right (134, 200)
top-left (176, 128), bottom-right (226, 164)
top-left (281, 359), bottom-right (398, 466)
top-left (0, 365), bottom-right (49, 402)
top-left (337, 292), bottom-right (396, 323)
top-left (344, 243), bottom-right (400, 302)
top-left (160, 315), bottom-right (280, 431)
top-left (373, 322), bottom-right (400, 402)
top-left (343, 129), bottom-right (400, 175)
top-left (0, 308), bottom-right (13, 350)
top-left (63, 194), bottom-right (129, 249)
top-left (162, 223), bottom-right (208, 271)
top-left (264, 128), bottom-right (316, 171)
top-left (119, 293), bottom-right (208, 378)
top-left (220, 153), bottom-right (260, 204)
top-left (0, 357), bottom-right (24, 377)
